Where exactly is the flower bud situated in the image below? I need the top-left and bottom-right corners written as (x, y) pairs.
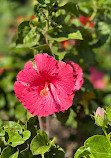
top-left (95, 107), bottom-right (105, 127)
top-left (95, 107), bottom-right (104, 119)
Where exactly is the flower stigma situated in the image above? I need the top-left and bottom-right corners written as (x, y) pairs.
top-left (40, 82), bottom-right (49, 97)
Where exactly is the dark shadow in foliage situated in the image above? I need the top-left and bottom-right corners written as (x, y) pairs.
top-left (27, 116), bottom-right (39, 143)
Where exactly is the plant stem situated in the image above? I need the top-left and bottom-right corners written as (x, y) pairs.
top-left (45, 9), bottom-right (51, 138)
top-left (90, 0), bottom-right (97, 21)
top-left (102, 127), bottom-right (111, 148)
top-left (45, 10), bottom-right (49, 44)
top-left (38, 117), bottom-right (44, 130)
top-left (46, 116), bottom-right (50, 138)
top-left (42, 154), bottom-right (45, 158)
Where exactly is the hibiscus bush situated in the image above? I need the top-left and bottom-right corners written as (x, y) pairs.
top-left (1, 0), bottom-right (111, 157)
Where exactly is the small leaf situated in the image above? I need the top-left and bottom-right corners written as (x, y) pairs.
top-left (54, 51), bottom-right (67, 61)
top-left (48, 30), bottom-right (82, 42)
top-left (7, 131), bottom-right (24, 147)
top-left (27, 116), bottom-right (38, 141)
top-left (68, 31), bottom-right (83, 40)
top-left (22, 130), bottom-right (31, 141)
top-left (30, 130), bottom-right (50, 155)
top-left (74, 146), bottom-right (91, 158)
top-left (3, 121), bottom-right (22, 134)
top-left (32, 44), bottom-right (52, 54)
top-left (1, 146), bottom-right (18, 158)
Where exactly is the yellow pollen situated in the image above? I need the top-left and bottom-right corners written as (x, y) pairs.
top-left (40, 89), bottom-right (48, 97)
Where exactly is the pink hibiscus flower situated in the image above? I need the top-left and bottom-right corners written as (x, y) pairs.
top-left (79, 15), bottom-right (94, 28)
top-left (89, 67), bottom-right (106, 89)
top-left (71, 16), bottom-right (94, 28)
top-left (14, 53), bottom-right (83, 117)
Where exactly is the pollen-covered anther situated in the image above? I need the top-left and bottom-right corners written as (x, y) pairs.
top-left (40, 89), bottom-right (48, 97)
top-left (40, 82), bottom-right (49, 97)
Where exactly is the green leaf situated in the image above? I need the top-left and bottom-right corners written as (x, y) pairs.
top-left (30, 130), bottom-right (51, 155)
top-left (45, 146), bottom-right (65, 158)
top-left (52, 148), bottom-right (64, 158)
top-left (66, 109), bottom-right (77, 128)
top-left (86, 135), bottom-right (111, 158)
top-left (74, 146), bottom-right (91, 158)
top-left (22, 130), bottom-right (31, 141)
top-left (7, 131), bottom-right (24, 147)
top-left (18, 148), bottom-right (39, 158)
top-left (51, 46), bottom-right (67, 61)
top-left (45, 0), bottom-right (50, 3)
top-left (54, 51), bottom-right (67, 61)
top-left (1, 146), bottom-right (19, 158)
top-left (17, 27), bottom-right (39, 48)
top-left (17, 21), bottom-right (30, 35)
top-left (3, 121), bottom-right (22, 134)
top-left (23, 27), bottom-right (38, 46)
top-left (0, 127), bottom-right (5, 137)
top-left (74, 135), bottom-right (111, 158)
top-left (37, 0), bottom-right (45, 4)
top-left (48, 31), bottom-right (82, 42)
top-left (60, 2), bottom-right (79, 16)
top-left (106, 105), bottom-right (111, 122)
top-left (10, 151), bottom-right (19, 158)
top-left (16, 21), bottom-right (31, 45)
top-left (68, 31), bottom-right (83, 40)
top-left (56, 109), bottom-right (70, 124)
top-left (58, 0), bottom-right (69, 6)
top-left (27, 116), bottom-right (38, 141)
top-left (0, 137), bottom-right (4, 147)
top-left (32, 44), bottom-right (52, 54)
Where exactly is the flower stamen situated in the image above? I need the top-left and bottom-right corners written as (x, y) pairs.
top-left (40, 82), bottom-right (49, 97)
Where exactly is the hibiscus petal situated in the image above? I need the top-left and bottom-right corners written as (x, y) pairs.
top-left (52, 61), bottom-right (74, 96)
top-left (50, 83), bottom-right (74, 112)
top-left (17, 61), bottom-right (43, 86)
top-left (34, 53), bottom-right (59, 80)
top-left (66, 60), bottom-right (83, 91)
top-left (22, 86), bottom-right (61, 117)
top-left (14, 81), bottom-right (27, 102)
